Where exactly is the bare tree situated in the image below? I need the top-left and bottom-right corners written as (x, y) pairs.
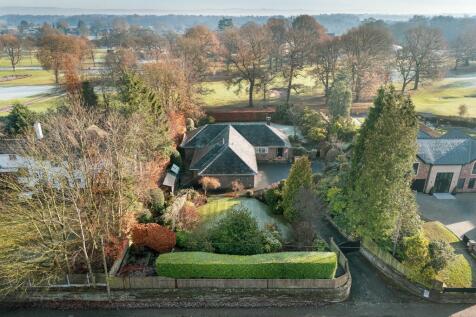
top-left (176, 25), bottom-right (219, 83)
top-left (37, 27), bottom-right (91, 83)
top-left (312, 36), bottom-right (341, 102)
top-left (341, 21), bottom-right (393, 101)
top-left (453, 25), bottom-right (476, 69)
top-left (0, 34), bottom-right (22, 71)
top-left (403, 25), bottom-right (447, 90)
top-left (282, 15), bottom-right (327, 105)
top-left (395, 46), bottom-right (417, 93)
top-left (220, 23), bottom-right (271, 107)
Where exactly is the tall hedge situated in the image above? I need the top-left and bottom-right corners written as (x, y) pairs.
top-left (156, 251), bottom-right (337, 279)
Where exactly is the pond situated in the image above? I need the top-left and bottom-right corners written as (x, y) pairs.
top-left (0, 85), bottom-right (55, 101)
top-left (198, 197), bottom-right (292, 241)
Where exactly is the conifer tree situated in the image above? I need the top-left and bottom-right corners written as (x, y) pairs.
top-left (346, 86), bottom-right (421, 248)
top-left (282, 156), bottom-right (313, 222)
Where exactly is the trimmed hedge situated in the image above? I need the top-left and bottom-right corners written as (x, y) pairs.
top-left (156, 251), bottom-right (337, 279)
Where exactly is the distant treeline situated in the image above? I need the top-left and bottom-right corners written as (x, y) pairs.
top-left (0, 14), bottom-right (362, 35)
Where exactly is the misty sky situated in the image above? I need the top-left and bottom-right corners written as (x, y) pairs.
top-left (1, 0), bottom-right (476, 15)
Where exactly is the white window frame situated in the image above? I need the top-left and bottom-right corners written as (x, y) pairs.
top-left (255, 147), bottom-right (268, 154)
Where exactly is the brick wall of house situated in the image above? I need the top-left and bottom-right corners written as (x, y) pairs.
top-left (255, 147), bottom-right (291, 162)
top-left (458, 161), bottom-right (476, 192)
top-left (196, 174), bottom-right (255, 189)
top-left (415, 159), bottom-right (430, 180)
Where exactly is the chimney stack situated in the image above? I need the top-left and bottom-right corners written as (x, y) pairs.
top-left (34, 122), bottom-right (43, 140)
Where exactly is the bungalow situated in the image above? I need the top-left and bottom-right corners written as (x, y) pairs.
top-left (413, 129), bottom-right (476, 193)
top-left (180, 123), bottom-right (292, 189)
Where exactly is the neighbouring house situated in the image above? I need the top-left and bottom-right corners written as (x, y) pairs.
top-left (0, 138), bottom-right (85, 189)
top-left (180, 123), bottom-right (292, 189)
top-left (413, 128), bottom-right (476, 193)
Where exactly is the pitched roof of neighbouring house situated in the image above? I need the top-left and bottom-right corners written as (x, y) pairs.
top-left (190, 125), bottom-right (258, 176)
top-left (0, 139), bottom-right (25, 155)
top-left (417, 129), bottom-right (476, 165)
top-left (181, 123), bottom-right (290, 148)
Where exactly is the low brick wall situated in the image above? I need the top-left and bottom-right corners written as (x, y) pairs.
top-left (206, 107), bottom-right (275, 122)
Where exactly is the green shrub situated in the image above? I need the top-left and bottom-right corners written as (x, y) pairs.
top-left (313, 237), bottom-right (330, 252)
top-left (170, 150), bottom-right (183, 169)
top-left (209, 206), bottom-right (264, 255)
top-left (264, 187), bottom-right (283, 215)
top-left (147, 188), bottom-right (165, 214)
top-left (156, 251), bottom-right (337, 279)
top-left (428, 240), bottom-right (454, 272)
top-left (175, 227), bottom-right (214, 252)
top-left (261, 224), bottom-right (283, 253)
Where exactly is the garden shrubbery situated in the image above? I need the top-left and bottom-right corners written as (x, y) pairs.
top-left (176, 205), bottom-right (284, 255)
top-left (131, 223), bottom-right (176, 253)
top-left (156, 251), bottom-right (337, 279)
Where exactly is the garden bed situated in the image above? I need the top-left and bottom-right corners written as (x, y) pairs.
top-left (156, 251), bottom-right (337, 279)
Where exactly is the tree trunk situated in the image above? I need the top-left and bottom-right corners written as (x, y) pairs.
top-left (248, 79), bottom-right (255, 107)
top-left (413, 68), bottom-right (420, 90)
top-left (54, 68), bottom-right (59, 84)
top-left (286, 66), bottom-right (294, 105)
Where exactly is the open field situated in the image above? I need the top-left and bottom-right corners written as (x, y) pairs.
top-left (422, 221), bottom-right (474, 288)
top-left (412, 75), bottom-right (476, 118)
top-left (0, 94), bottom-right (61, 116)
top-left (0, 69), bottom-right (55, 87)
top-left (0, 53), bottom-right (41, 68)
top-left (197, 197), bottom-right (291, 240)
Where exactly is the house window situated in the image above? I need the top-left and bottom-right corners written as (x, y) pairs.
top-left (413, 163), bottom-right (419, 175)
top-left (255, 147), bottom-right (268, 154)
top-left (8, 154), bottom-right (17, 161)
top-left (457, 178), bottom-right (466, 190)
top-left (472, 162), bottom-right (476, 175)
top-left (470, 178), bottom-right (476, 189)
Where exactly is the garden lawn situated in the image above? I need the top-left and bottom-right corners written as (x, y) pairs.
top-left (198, 197), bottom-right (292, 240)
top-left (422, 221), bottom-right (475, 288)
top-left (156, 251), bottom-right (337, 279)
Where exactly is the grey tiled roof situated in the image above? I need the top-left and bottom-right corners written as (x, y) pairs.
top-left (0, 139), bottom-right (25, 154)
top-left (417, 129), bottom-right (476, 165)
top-left (190, 125), bottom-right (258, 176)
top-left (181, 123), bottom-right (290, 148)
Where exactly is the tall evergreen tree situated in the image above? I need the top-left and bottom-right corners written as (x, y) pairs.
top-left (346, 86), bottom-right (421, 248)
top-left (282, 156), bottom-right (313, 222)
top-left (119, 72), bottom-right (172, 156)
top-left (327, 75), bottom-right (352, 119)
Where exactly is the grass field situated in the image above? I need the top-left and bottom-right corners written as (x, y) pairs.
top-left (0, 69), bottom-right (55, 87)
top-left (412, 76), bottom-right (476, 118)
top-left (0, 54), bottom-right (41, 68)
top-left (200, 69), bottom-right (323, 108)
top-left (422, 221), bottom-right (474, 288)
top-left (197, 197), bottom-right (291, 240)
top-left (0, 94), bottom-right (61, 116)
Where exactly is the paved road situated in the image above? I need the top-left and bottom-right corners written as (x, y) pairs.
top-left (417, 193), bottom-right (476, 240)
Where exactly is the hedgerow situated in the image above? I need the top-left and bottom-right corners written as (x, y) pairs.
top-left (156, 251), bottom-right (337, 279)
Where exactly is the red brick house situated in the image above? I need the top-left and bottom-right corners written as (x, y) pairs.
top-left (180, 123), bottom-right (292, 188)
top-left (413, 129), bottom-right (476, 193)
